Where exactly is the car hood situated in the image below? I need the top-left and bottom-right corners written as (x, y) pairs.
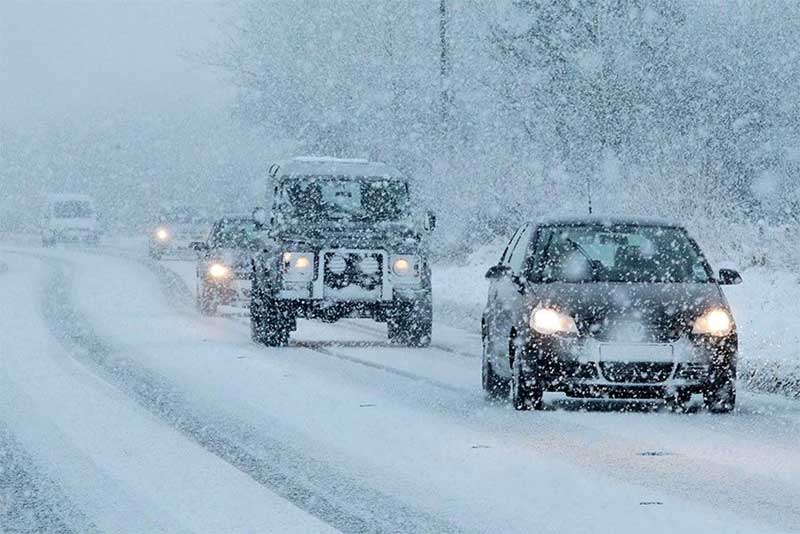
top-left (277, 221), bottom-right (422, 252)
top-left (527, 281), bottom-right (730, 342)
top-left (49, 217), bottom-right (96, 230)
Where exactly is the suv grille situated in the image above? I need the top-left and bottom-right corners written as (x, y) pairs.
top-left (599, 362), bottom-right (674, 384)
top-left (323, 252), bottom-right (383, 291)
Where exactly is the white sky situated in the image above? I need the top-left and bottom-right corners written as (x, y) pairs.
top-left (0, 0), bottom-right (232, 124)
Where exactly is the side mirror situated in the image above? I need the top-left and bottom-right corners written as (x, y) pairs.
top-left (424, 210), bottom-right (436, 232)
top-left (252, 207), bottom-right (268, 228)
top-left (190, 241), bottom-right (208, 253)
top-left (485, 264), bottom-right (511, 280)
top-left (718, 268), bottom-right (742, 285)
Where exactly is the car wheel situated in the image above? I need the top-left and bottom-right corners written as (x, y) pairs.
top-left (387, 301), bottom-right (432, 348)
top-left (482, 336), bottom-right (508, 401)
top-left (665, 389), bottom-right (692, 412)
top-left (149, 248), bottom-right (163, 260)
top-left (510, 343), bottom-right (543, 411)
top-left (705, 379), bottom-right (736, 413)
top-left (197, 285), bottom-right (218, 316)
top-left (250, 292), bottom-right (290, 347)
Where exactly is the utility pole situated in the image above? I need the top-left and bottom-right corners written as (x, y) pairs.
top-left (439, 0), bottom-right (452, 131)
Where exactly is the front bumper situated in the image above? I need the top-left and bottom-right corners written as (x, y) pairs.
top-left (519, 331), bottom-right (736, 395)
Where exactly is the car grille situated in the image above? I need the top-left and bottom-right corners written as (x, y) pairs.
top-left (323, 252), bottom-right (383, 291)
top-left (599, 362), bottom-right (674, 384)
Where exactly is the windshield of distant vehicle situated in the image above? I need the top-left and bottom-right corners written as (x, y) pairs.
top-left (533, 224), bottom-right (712, 283)
top-left (159, 207), bottom-right (209, 226)
top-left (280, 177), bottom-right (409, 224)
top-left (211, 219), bottom-right (260, 248)
top-left (53, 201), bottom-right (94, 218)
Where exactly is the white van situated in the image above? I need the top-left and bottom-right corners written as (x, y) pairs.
top-left (41, 194), bottom-right (99, 246)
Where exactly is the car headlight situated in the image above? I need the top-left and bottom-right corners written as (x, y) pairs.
top-left (530, 306), bottom-right (578, 336)
top-left (155, 228), bottom-right (170, 241)
top-left (282, 252), bottom-right (314, 281)
top-left (208, 263), bottom-right (230, 278)
top-left (692, 308), bottom-right (733, 336)
top-left (391, 255), bottom-right (418, 277)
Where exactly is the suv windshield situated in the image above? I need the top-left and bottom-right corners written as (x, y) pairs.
top-left (53, 201), bottom-right (93, 218)
top-left (211, 219), bottom-right (260, 248)
top-left (280, 177), bottom-right (409, 224)
top-left (534, 224), bottom-right (712, 283)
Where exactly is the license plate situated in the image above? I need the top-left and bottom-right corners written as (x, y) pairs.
top-left (598, 343), bottom-right (673, 363)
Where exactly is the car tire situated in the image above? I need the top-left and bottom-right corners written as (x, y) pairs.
top-left (197, 285), bottom-right (218, 316)
top-left (665, 389), bottom-right (692, 412)
top-left (482, 337), bottom-right (508, 401)
top-left (387, 300), bottom-right (432, 348)
top-left (250, 290), bottom-right (290, 347)
top-left (705, 378), bottom-right (736, 414)
top-left (149, 248), bottom-right (163, 260)
top-left (511, 344), bottom-right (543, 411)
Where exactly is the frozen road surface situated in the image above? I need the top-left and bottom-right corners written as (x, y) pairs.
top-left (1, 244), bottom-right (799, 533)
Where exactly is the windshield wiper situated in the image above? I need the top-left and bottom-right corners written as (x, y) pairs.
top-left (565, 238), bottom-right (600, 281)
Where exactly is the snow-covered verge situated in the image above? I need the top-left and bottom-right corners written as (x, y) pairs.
top-left (433, 242), bottom-right (800, 398)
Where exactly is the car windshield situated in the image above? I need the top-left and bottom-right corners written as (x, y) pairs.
top-left (53, 201), bottom-right (93, 218)
top-left (212, 219), bottom-right (260, 248)
top-left (160, 207), bottom-right (209, 226)
top-left (280, 177), bottom-right (409, 223)
top-left (535, 224), bottom-right (712, 283)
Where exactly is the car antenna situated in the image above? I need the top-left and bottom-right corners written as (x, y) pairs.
top-left (586, 174), bottom-right (593, 215)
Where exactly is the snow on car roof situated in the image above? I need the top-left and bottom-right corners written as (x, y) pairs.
top-left (270, 156), bottom-right (404, 179)
top-left (535, 215), bottom-right (682, 228)
top-left (45, 193), bottom-right (94, 203)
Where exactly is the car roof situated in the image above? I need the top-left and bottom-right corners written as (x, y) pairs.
top-left (533, 215), bottom-right (683, 229)
top-left (269, 156), bottom-right (404, 179)
top-left (45, 193), bottom-right (94, 203)
top-left (217, 214), bottom-right (253, 223)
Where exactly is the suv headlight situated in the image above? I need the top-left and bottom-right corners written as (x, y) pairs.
top-left (282, 252), bottom-right (314, 282)
top-left (390, 255), bottom-right (421, 286)
top-left (391, 255), bottom-right (419, 276)
top-left (692, 308), bottom-right (733, 336)
top-left (530, 306), bottom-right (578, 336)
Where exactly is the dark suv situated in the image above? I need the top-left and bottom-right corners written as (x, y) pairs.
top-left (250, 157), bottom-right (435, 347)
top-left (482, 217), bottom-right (741, 412)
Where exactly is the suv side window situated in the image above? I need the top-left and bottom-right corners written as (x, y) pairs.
top-left (508, 225), bottom-right (533, 273)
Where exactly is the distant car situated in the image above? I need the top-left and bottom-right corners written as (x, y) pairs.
top-left (250, 157), bottom-right (436, 346)
top-left (149, 206), bottom-right (212, 259)
top-left (191, 215), bottom-right (261, 315)
top-left (41, 194), bottom-right (99, 246)
top-left (481, 217), bottom-right (742, 412)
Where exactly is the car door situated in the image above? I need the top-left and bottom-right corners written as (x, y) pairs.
top-left (485, 224), bottom-right (533, 375)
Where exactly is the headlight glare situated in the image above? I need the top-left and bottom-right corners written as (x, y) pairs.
top-left (692, 308), bottom-right (733, 336)
top-left (282, 251), bottom-right (314, 281)
top-left (155, 228), bottom-right (169, 241)
top-left (208, 263), bottom-right (229, 278)
top-left (530, 306), bottom-right (578, 336)
top-left (391, 255), bottom-right (418, 277)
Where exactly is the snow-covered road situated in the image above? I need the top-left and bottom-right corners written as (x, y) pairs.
top-left (1, 244), bottom-right (799, 533)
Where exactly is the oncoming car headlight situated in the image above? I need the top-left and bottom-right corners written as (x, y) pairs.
top-left (530, 306), bottom-right (578, 336)
top-left (282, 252), bottom-right (314, 281)
top-left (208, 263), bottom-right (230, 278)
top-left (155, 227), bottom-right (170, 241)
top-left (391, 255), bottom-right (419, 277)
top-left (692, 308), bottom-right (733, 337)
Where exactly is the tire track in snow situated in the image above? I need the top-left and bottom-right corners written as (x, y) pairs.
top-left (25, 250), bottom-right (462, 534)
top-left (0, 423), bottom-right (95, 534)
top-left (85, 246), bottom-right (800, 531)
